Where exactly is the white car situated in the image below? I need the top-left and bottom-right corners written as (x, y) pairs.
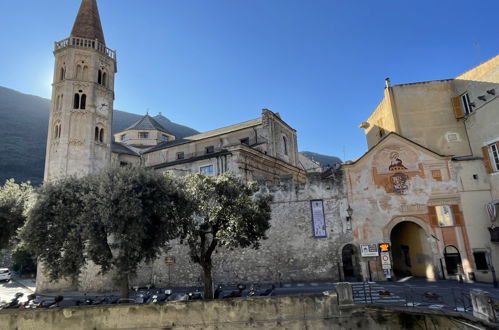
top-left (0, 268), bottom-right (11, 282)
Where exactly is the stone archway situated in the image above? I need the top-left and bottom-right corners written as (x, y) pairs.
top-left (390, 221), bottom-right (434, 278)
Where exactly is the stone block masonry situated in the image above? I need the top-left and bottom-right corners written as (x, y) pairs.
top-left (0, 293), bottom-right (491, 330)
top-left (37, 171), bottom-right (351, 292)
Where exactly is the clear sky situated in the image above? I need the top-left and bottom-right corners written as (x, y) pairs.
top-left (1, 0), bottom-right (498, 160)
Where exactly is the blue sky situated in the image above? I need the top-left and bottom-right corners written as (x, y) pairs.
top-left (1, 0), bottom-right (498, 160)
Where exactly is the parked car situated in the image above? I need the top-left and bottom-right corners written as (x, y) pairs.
top-left (0, 268), bottom-right (11, 282)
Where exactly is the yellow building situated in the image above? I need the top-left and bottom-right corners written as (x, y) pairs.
top-left (353, 56), bottom-right (499, 283)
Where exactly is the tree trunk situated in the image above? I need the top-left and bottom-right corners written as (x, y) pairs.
top-left (119, 275), bottom-right (129, 299)
top-left (202, 262), bottom-right (214, 299)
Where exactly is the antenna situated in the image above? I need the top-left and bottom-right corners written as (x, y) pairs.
top-left (343, 145), bottom-right (346, 162)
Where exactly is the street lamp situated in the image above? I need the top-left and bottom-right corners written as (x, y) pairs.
top-left (346, 205), bottom-right (353, 230)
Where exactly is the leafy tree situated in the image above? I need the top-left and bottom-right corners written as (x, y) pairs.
top-left (22, 167), bottom-right (188, 298)
top-left (180, 173), bottom-right (272, 299)
top-left (82, 167), bottom-right (189, 297)
top-left (0, 179), bottom-right (32, 250)
top-left (21, 176), bottom-right (88, 283)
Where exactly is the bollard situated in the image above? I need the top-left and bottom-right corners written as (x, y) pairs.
top-left (470, 289), bottom-right (497, 323)
top-left (336, 282), bottom-right (354, 306)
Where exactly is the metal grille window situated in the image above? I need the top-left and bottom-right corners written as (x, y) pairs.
top-left (490, 143), bottom-right (499, 171)
top-left (461, 93), bottom-right (473, 115)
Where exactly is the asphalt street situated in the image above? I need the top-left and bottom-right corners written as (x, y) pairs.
top-left (2, 276), bottom-right (499, 314)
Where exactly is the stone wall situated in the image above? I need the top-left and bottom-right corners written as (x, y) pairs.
top-left (38, 171), bottom-right (347, 292)
top-left (0, 294), bottom-right (490, 330)
top-left (132, 171), bottom-right (348, 289)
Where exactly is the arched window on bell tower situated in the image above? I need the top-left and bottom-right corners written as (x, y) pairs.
top-left (73, 91), bottom-right (86, 109)
top-left (98, 69), bottom-right (102, 85)
top-left (102, 72), bottom-right (107, 87)
top-left (80, 94), bottom-right (86, 109)
top-left (60, 66), bottom-right (65, 81)
top-left (99, 128), bottom-right (104, 143)
top-left (73, 94), bottom-right (80, 109)
top-left (82, 66), bottom-right (88, 81)
top-left (76, 65), bottom-right (82, 80)
top-left (94, 127), bottom-right (99, 141)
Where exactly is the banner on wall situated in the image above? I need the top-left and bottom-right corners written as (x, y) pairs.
top-left (310, 200), bottom-right (327, 238)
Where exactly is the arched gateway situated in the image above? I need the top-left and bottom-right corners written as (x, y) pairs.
top-left (389, 220), bottom-right (436, 279)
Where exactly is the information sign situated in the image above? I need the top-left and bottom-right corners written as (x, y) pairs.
top-left (360, 244), bottom-right (379, 257)
top-left (310, 200), bottom-right (327, 238)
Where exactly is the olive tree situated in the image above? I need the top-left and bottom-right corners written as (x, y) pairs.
top-left (180, 173), bottom-right (272, 299)
top-left (22, 167), bottom-right (188, 297)
top-left (82, 167), bottom-right (189, 297)
top-left (21, 177), bottom-right (87, 282)
top-left (0, 179), bottom-right (33, 250)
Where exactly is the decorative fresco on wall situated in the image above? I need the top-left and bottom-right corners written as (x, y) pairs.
top-left (372, 145), bottom-right (425, 194)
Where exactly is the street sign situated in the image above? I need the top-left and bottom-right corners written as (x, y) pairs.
top-left (360, 244), bottom-right (379, 257)
top-left (379, 242), bottom-right (391, 253)
top-left (380, 252), bottom-right (391, 270)
top-left (383, 269), bottom-right (392, 278)
top-left (164, 256), bottom-right (175, 265)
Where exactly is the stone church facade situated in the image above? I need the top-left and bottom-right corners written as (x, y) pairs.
top-left (38, 0), bottom-right (499, 292)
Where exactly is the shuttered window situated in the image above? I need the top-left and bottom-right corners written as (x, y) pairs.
top-left (451, 96), bottom-right (465, 119)
top-left (482, 143), bottom-right (499, 173)
top-left (491, 143), bottom-right (499, 171)
top-left (461, 93), bottom-right (473, 115)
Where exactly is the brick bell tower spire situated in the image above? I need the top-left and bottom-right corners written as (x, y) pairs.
top-left (70, 0), bottom-right (106, 44)
top-left (43, 0), bottom-right (117, 182)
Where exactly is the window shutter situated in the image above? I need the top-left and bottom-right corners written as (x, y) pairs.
top-left (482, 146), bottom-right (493, 174)
top-left (451, 97), bottom-right (465, 119)
top-left (451, 205), bottom-right (462, 226)
top-left (428, 206), bottom-right (438, 227)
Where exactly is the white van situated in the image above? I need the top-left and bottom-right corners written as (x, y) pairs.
top-left (0, 268), bottom-right (11, 282)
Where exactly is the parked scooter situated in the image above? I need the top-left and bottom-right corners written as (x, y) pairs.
top-left (223, 284), bottom-right (246, 299)
top-left (0, 292), bottom-right (24, 310)
top-left (18, 294), bottom-right (36, 310)
top-left (214, 285), bottom-right (223, 299)
top-left (259, 284), bottom-right (275, 296)
top-left (188, 290), bottom-right (203, 300)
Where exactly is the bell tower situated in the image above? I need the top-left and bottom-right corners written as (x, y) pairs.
top-left (44, 0), bottom-right (117, 181)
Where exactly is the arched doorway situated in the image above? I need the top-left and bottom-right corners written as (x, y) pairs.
top-left (342, 244), bottom-right (360, 281)
top-left (444, 245), bottom-right (462, 276)
top-left (390, 221), bottom-right (433, 278)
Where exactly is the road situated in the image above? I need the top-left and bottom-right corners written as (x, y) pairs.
top-left (0, 280), bottom-right (34, 304)
top-left (2, 276), bottom-right (499, 313)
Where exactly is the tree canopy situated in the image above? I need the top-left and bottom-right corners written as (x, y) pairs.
top-left (0, 179), bottom-right (32, 250)
top-left (22, 167), bottom-right (189, 297)
top-left (180, 173), bottom-right (272, 299)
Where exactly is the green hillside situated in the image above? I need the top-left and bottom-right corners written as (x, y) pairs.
top-left (0, 86), bottom-right (198, 186)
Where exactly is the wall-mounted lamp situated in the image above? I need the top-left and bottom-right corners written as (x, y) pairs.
top-left (346, 205), bottom-right (353, 230)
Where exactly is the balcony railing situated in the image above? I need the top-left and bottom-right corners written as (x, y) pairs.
top-left (54, 37), bottom-right (116, 60)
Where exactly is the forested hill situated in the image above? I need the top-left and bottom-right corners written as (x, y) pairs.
top-left (0, 86), bottom-right (198, 186)
top-left (0, 86), bottom-right (341, 186)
